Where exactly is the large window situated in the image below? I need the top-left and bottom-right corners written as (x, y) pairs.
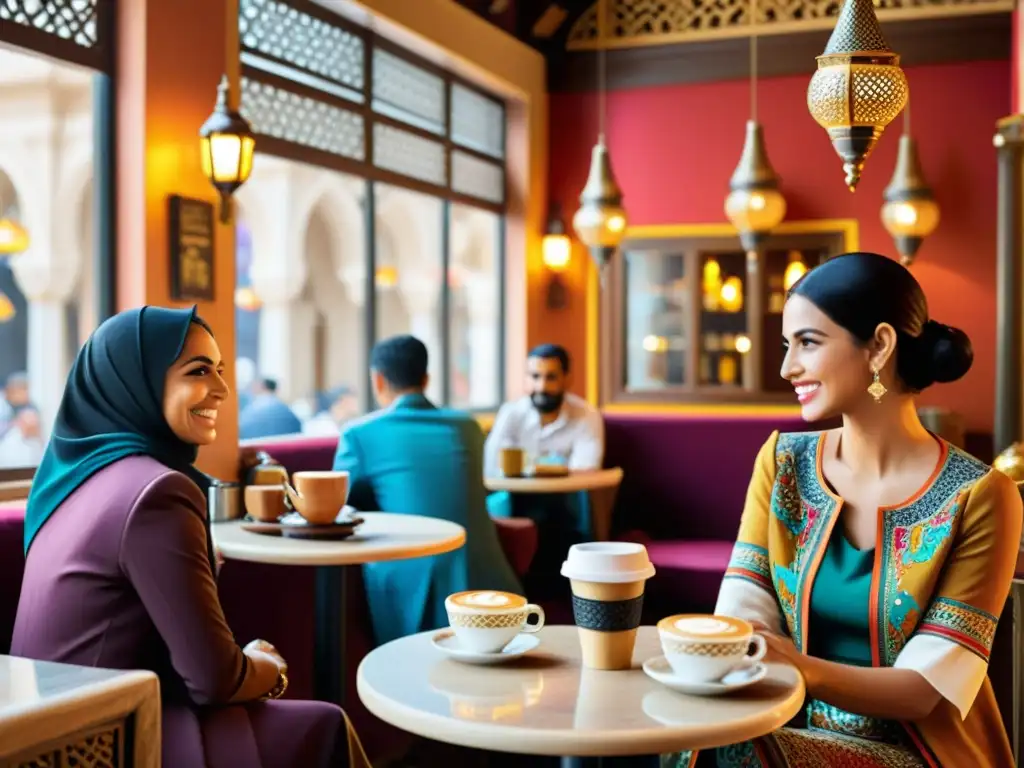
top-left (234, 0), bottom-right (506, 439)
top-left (0, 1), bottom-right (114, 480)
top-left (601, 225), bottom-right (852, 406)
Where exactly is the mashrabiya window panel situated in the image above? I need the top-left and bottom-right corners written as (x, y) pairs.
top-left (372, 123), bottom-right (447, 186)
top-left (450, 151), bottom-right (504, 205)
top-left (450, 84), bottom-right (504, 159)
top-left (241, 77), bottom-right (366, 161)
top-left (0, 0), bottom-right (99, 48)
top-left (371, 47), bottom-right (446, 135)
top-left (239, 0), bottom-right (365, 97)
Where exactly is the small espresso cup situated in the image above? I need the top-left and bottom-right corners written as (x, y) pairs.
top-left (657, 614), bottom-right (766, 683)
top-left (244, 484), bottom-right (287, 522)
top-left (445, 590), bottom-right (545, 653)
top-left (499, 447), bottom-right (525, 478)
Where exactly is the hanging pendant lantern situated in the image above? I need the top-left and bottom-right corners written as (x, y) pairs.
top-left (881, 134), bottom-right (939, 266)
top-left (572, 138), bottom-right (628, 274)
top-left (807, 0), bottom-right (908, 191)
top-left (725, 120), bottom-right (787, 252)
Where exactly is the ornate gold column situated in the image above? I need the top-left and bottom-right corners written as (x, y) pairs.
top-left (994, 115), bottom-right (1024, 455)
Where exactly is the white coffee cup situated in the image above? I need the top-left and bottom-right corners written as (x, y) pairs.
top-left (445, 590), bottom-right (545, 653)
top-left (657, 614), bottom-right (766, 683)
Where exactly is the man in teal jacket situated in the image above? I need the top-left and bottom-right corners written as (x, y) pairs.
top-left (333, 335), bottom-right (521, 645)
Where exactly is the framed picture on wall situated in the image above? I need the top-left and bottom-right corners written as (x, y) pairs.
top-left (168, 195), bottom-right (215, 301)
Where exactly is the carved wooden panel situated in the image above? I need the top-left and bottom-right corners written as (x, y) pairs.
top-left (372, 123), bottom-right (447, 186)
top-left (0, 0), bottom-right (98, 47)
top-left (451, 84), bottom-right (505, 159)
top-left (0, 0), bottom-right (111, 71)
top-left (15, 720), bottom-right (125, 768)
top-left (240, 0), bottom-right (365, 96)
top-left (241, 77), bottom-right (365, 161)
top-left (372, 48), bottom-right (446, 134)
top-left (451, 151), bottom-right (505, 204)
top-left (567, 0), bottom-right (1014, 49)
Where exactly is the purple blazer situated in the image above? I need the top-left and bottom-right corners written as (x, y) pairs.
top-left (11, 456), bottom-right (351, 768)
top-left (11, 455), bottom-right (246, 705)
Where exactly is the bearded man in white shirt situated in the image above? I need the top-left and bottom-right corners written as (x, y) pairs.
top-left (485, 344), bottom-right (604, 596)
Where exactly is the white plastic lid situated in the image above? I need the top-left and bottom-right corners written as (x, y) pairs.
top-left (560, 542), bottom-right (656, 584)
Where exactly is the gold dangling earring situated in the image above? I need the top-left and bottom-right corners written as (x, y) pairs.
top-left (867, 367), bottom-right (887, 403)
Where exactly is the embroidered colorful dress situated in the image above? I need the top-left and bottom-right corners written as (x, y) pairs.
top-left (666, 430), bottom-right (1020, 767)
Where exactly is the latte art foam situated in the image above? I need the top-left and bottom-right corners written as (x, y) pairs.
top-left (448, 590), bottom-right (527, 611)
top-left (464, 591), bottom-right (511, 607)
top-left (674, 617), bottom-right (739, 635)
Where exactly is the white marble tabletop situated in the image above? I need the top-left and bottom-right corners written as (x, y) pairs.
top-left (484, 467), bottom-right (624, 494)
top-left (213, 512), bottom-right (466, 566)
top-left (0, 655), bottom-right (160, 767)
top-left (356, 625), bottom-right (805, 757)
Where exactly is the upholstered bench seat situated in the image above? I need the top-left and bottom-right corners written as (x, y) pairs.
top-left (618, 530), bottom-right (732, 613)
top-left (0, 500), bottom-right (26, 654)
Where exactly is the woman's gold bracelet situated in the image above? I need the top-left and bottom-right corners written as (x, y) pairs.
top-left (259, 670), bottom-right (289, 701)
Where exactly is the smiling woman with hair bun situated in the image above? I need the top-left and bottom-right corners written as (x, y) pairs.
top-left (665, 252), bottom-right (1018, 767)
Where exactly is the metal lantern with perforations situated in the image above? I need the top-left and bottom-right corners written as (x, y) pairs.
top-left (807, 0), bottom-right (908, 191)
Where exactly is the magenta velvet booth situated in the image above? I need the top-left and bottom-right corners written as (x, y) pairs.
top-left (0, 500), bottom-right (26, 654)
top-left (601, 413), bottom-right (815, 614)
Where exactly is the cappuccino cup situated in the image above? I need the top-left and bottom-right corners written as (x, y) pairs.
top-left (561, 542), bottom-right (656, 670)
top-left (657, 614), bottom-right (766, 683)
top-left (445, 590), bottom-right (545, 653)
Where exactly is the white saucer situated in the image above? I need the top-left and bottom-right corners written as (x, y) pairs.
top-left (642, 656), bottom-right (767, 696)
top-left (431, 630), bottom-right (540, 665)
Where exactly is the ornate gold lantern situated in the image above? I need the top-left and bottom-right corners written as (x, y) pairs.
top-left (725, 121), bottom-right (786, 252)
top-left (994, 443), bottom-right (1024, 482)
top-left (881, 132), bottom-right (939, 266)
top-left (573, 139), bottom-right (628, 274)
top-left (807, 0), bottom-right (908, 191)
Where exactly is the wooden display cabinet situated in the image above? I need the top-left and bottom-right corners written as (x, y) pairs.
top-left (599, 222), bottom-right (854, 405)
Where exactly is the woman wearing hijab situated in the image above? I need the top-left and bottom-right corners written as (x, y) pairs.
top-left (11, 306), bottom-right (367, 768)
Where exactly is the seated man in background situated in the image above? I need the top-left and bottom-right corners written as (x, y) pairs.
top-left (333, 335), bottom-right (521, 645)
top-left (485, 344), bottom-right (604, 595)
top-left (238, 377), bottom-right (303, 439)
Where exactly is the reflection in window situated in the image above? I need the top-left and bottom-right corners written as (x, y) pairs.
top-left (624, 251), bottom-right (687, 389)
top-left (449, 204), bottom-right (501, 409)
top-left (234, 158), bottom-right (368, 439)
top-left (0, 48), bottom-right (99, 472)
top-left (374, 183), bottom-right (443, 404)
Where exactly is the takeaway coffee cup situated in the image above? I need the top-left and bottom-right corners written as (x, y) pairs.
top-left (561, 542), bottom-right (656, 670)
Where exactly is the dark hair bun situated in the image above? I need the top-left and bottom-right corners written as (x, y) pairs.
top-left (900, 320), bottom-right (973, 390)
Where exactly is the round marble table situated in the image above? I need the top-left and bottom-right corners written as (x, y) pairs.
top-left (357, 625), bottom-right (805, 759)
top-left (214, 514), bottom-right (465, 706)
top-left (484, 468), bottom-right (624, 542)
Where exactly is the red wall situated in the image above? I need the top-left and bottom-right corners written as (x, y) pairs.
top-left (549, 60), bottom-right (1010, 431)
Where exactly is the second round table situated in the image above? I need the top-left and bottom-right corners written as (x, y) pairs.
top-left (215, 513), bottom-right (466, 705)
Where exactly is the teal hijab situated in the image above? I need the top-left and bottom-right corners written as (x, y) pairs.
top-left (24, 306), bottom-right (213, 562)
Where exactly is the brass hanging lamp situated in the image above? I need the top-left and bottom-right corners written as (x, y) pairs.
top-left (881, 101), bottom-right (939, 266)
top-left (572, 0), bottom-right (627, 278)
top-left (807, 0), bottom-right (908, 191)
top-left (725, 0), bottom-right (785, 252)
